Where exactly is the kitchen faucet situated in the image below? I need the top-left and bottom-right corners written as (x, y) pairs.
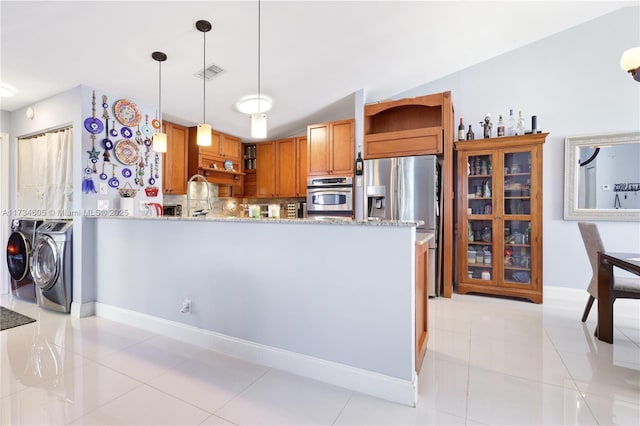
top-left (186, 174), bottom-right (212, 217)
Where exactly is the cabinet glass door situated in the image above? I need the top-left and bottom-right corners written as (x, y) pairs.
top-left (465, 153), bottom-right (494, 282)
top-left (502, 150), bottom-right (532, 286)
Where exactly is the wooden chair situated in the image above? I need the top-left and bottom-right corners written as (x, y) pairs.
top-left (578, 221), bottom-right (640, 322)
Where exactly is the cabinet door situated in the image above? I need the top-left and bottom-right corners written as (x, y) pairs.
top-left (501, 147), bottom-right (536, 290)
top-left (462, 151), bottom-right (496, 284)
top-left (256, 141), bottom-right (276, 197)
top-left (199, 130), bottom-right (222, 157)
top-left (307, 124), bottom-right (330, 176)
top-left (162, 122), bottom-right (188, 194)
top-left (330, 120), bottom-right (354, 175)
top-left (220, 134), bottom-right (242, 161)
top-left (276, 138), bottom-right (296, 197)
top-left (296, 136), bottom-right (308, 196)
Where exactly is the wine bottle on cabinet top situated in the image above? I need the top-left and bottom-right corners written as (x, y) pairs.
top-left (466, 125), bottom-right (475, 140)
top-left (516, 111), bottom-right (526, 135)
top-left (507, 109), bottom-right (516, 136)
top-left (458, 118), bottom-right (465, 141)
top-left (497, 115), bottom-right (505, 137)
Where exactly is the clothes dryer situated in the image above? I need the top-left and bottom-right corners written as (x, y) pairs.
top-left (6, 219), bottom-right (43, 302)
top-left (30, 220), bottom-right (73, 313)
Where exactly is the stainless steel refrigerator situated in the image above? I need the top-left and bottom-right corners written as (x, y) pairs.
top-left (364, 155), bottom-right (440, 296)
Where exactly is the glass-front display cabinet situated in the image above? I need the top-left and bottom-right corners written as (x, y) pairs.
top-left (456, 133), bottom-right (547, 303)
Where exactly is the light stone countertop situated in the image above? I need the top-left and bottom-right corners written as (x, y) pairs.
top-left (85, 214), bottom-right (423, 227)
top-left (415, 232), bottom-right (435, 245)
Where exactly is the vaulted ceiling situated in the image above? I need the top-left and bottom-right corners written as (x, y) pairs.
top-left (1, 1), bottom-right (633, 140)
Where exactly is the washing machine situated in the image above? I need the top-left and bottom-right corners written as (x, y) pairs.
top-left (30, 220), bottom-right (73, 313)
top-left (6, 219), bottom-right (43, 302)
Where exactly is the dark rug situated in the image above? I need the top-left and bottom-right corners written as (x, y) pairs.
top-left (1, 306), bottom-right (36, 331)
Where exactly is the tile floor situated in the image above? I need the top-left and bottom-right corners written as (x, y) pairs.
top-left (1, 288), bottom-right (639, 425)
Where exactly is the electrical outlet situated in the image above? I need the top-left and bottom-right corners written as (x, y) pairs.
top-left (100, 183), bottom-right (108, 195)
top-left (180, 299), bottom-right (192, 314)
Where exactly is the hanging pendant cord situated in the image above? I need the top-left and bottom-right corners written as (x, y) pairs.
top-left (203, 29), bottom-right (206, 123)
top-left (158, 59), bottom-right (162, 124)
top-left (257, 0), bottom-right (261, 112)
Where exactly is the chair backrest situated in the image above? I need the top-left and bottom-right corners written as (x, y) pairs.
top-left (578, 222), bottom-right (605, 298)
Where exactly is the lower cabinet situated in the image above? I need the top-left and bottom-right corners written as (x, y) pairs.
top-left (415, 238), bottom-right (429, 372)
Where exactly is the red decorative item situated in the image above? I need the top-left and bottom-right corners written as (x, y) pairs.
top-left (145, 186), bottom-right (159, 197)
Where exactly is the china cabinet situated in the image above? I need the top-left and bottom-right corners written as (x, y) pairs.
top-left (456, 133), bottom-right (547, 303)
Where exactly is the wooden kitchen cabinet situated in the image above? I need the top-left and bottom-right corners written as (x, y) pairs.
top-left (162, 121), bottom-right (189, 194)
top-left (187, 127), bottom-right (244, 197)
top-left (415, 237), bottom-right (429, 372)
top-left (255, 137), bottom-right (307, 198)
top-left (363, 92), bottom-right (451, 159)
top-left (276, 138), bottom-right (296, 197)
top-left (220, 134), bottom-right (242, 162)
top-left (296, 136), bottom-right (307, 196)
top-left (455, 133), bottom-right (547, 304)
top-left (256, 141), bottom-right (276, 197)
top-left (307, 118), bottom-right (354, 176)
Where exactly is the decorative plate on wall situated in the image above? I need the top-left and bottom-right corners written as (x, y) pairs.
top-left (114, 139), bottom-right (141, 166)
top-left (113, 99), bottom-right (141, 127)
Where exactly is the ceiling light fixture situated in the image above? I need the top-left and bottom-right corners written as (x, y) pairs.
top-left (251, 0), bottom-right (267, 139)
top-left (196, 19), bottom-right (212, 146)
top-left (620, 46), bottom-right (640, 82)
top-left (237, 95), bottom-right (272, 115)
top-left (152, 51), bottom-right (168, 153)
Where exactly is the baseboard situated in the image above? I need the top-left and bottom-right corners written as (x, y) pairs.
top-left (71, 300), bottom-right (95, 318)
top-left (94, 302), bottom-right (417, 406)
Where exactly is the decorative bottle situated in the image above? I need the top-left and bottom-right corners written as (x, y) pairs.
top-left (507, 109), bottom-right (516, 136)
top-left (355, 151), bottom-right (363, 176)
top-left (458, 118), bottom-right (465, 141)
top-left (516, 111), bottom-right (526, 136)
top-left (466, 125), bottom-right (475, 140)
top-left (497, 115), bottom-right (505, 137)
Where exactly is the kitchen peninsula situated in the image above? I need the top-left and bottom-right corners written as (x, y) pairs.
top-left (87, 215), bottom-right (422, 405)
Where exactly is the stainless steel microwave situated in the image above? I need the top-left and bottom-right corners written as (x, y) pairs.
top-left (306, 176), bottom-right (353, 215)
top-left (163, 204), bottom-right (182, 216)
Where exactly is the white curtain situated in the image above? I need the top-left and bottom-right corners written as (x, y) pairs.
top-left (17, 127), bottom-right (73, 215)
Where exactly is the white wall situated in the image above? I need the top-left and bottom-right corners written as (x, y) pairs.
top-left (93, 218), bottom-right (415, 382)
top-left (394, 6), bottom-right (640, 290)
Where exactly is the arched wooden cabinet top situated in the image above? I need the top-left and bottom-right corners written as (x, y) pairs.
top-left (364, 92), bottom-right (451, 159)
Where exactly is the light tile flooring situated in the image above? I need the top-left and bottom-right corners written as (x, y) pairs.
top-left (1, 288), bottom-right (639, 425)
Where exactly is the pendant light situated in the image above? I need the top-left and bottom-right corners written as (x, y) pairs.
top-left (152, 51), bottom-right (167, 153)
top-left (251, 0), bottom-right (267, 139)
top-left (196, 19), bottom-right (212, 146)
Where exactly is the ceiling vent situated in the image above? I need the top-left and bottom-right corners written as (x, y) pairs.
top-left (195, 63), bottom-right (224, 81)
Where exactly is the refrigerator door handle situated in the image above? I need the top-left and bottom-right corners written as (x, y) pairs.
top-left (390, 159), bottom-right (396, 220)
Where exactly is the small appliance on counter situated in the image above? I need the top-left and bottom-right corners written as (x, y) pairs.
top-left (163, 204), bottom-right (182, 217)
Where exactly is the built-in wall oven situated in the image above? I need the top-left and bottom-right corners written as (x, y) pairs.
top-left (306, 176), bottom-right (353, 219)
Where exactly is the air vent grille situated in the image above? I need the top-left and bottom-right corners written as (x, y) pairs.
top-left (195, 63), bottom-right (224, 81)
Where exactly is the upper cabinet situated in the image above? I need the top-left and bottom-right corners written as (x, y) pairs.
top-left (364, 92), bottom-right (452, 159)
top-left (254, 137), bottom-right (307, 198)
top-left (162, 121), bottom-right (189, 194)
top-left (187, 127), bottom-right (244, 193)
top-left (307, 119), bottom-right (354, 176)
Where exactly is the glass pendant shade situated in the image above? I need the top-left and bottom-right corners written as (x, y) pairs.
top-left (251, 113), bottom-right (267, 139)
top-left (197, 123), bottom-right (212, 146)
top-left (620, 46), bottom-right (640, 81)
top-left (152, 132), bottom-right (167, 153)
